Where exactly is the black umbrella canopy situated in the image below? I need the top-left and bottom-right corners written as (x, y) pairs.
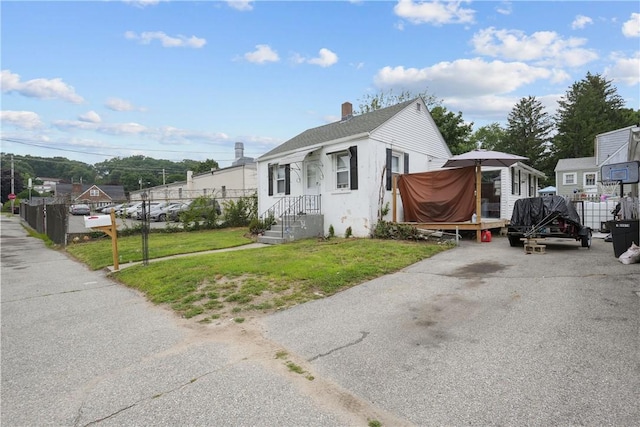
top-left (443, 149), bottom-right (528, 168)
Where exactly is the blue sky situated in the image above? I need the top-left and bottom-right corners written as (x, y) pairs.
top-left (1, 0), bottom-right (639, 168)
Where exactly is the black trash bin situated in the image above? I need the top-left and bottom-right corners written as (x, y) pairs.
top-left (608, 220), bottom-right (640, 257)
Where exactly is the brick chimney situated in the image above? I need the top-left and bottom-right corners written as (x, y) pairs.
top-left (72, 183), bottom-right (82, 196)
top-left (341, 102), bottom-right (353, 121)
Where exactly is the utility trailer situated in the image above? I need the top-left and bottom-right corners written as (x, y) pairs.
top-left (507, 196), bottom-right (592, 248)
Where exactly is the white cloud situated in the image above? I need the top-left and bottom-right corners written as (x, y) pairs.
top-left (571, 15), bottom-right (593, 30)
top-left (78, 111), bottom-right (102, 123)
top-left (125, 31), bottom-right (206, 48)
top-left (300, 48), bottom-right (339, 68)
top-left (471, 27), bottom-right (598, 67)
top-left (105, 97), bottom-right (145, 112)
top-left (394, 0), bottom-right (475, 26)
top-left (244, 44), bottom-right (280, 64)
top-left (373, 58), bottom-right (552, 97)
top-left (123, 0), bottom-right (161, 7)
top-left (622, 13), bottom-right (640, 37)
top-left (0, 110), bottom-right (44, 130)
top-left (0, 70), bottom-right (84, 104)
top-left (226, 0), bottom-right (253, 11)
top-left (605, 51), bottom-right (640, 86)
top-left (495, 1), bottom-right (512, 16)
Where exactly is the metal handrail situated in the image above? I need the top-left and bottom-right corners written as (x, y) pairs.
top-left (261, 195), bottom-right (321, 238)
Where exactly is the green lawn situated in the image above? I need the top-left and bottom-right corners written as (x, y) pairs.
top-left (106, 235), bottom-right (452, 322)
top-left (65, 228), bottom-right (253, 270)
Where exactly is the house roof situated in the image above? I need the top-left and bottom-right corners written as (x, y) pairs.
top-left (56, 183), bottom-right (126, 200)
top-left (555, 157), bottom-right (596, 171)
top-left (258, 98), bottom-right (417, 160)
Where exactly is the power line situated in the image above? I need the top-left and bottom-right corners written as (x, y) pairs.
top-left (1, 137), bottom-right (252, 161)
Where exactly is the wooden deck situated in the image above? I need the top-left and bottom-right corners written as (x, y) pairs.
top-left (397, 218), bottom-right (509, 242)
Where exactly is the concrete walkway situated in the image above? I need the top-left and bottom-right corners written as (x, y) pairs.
top-left (106, 242), bottom-right (268, 272)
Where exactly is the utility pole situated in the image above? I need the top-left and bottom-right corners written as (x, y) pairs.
top-left (162, 168), bottom-right (166, 185)
top-left (10, 155), bottom-right (15, 214)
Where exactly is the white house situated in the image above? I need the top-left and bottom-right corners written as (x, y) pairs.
top-left (256, 98), bottom-right (453, 239)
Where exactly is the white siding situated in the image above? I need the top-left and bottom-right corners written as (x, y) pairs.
top-left (596, 127), bottom-right (633, 165)
top-left (371, 100), bottom-right (451, 171)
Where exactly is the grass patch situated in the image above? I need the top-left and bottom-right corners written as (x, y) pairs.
top-left (65, 228), bottom-right (253, 270)
top-left (109, 236), bottom-right (451, 321)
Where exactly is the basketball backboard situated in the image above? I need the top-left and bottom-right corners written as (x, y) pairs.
top-left (601, 161), bottom-right (640, 184)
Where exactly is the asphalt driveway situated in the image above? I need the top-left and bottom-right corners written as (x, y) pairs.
top-left (2, 214), bottom-right (639, 426)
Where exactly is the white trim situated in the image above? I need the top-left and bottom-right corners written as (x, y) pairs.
top-left (563, 172), bottom-right (577, 186)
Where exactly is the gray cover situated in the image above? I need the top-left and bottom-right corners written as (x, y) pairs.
top-left (510, 196), bottom-right (583, 227)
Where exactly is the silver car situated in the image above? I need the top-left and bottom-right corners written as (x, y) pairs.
top-left (69, 204), bottom-right (91, 215)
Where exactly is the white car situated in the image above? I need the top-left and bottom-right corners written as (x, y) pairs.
top-left (131, 202), bottom-right (166, 220)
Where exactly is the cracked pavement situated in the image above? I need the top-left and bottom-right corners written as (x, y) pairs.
top-left (2, 214), bottom-right (639, 426)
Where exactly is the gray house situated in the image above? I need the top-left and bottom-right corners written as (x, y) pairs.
top-left (555, 125), bottom-right (640, 199)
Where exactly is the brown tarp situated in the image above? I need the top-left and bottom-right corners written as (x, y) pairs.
top-left (397, 167), bottom-right (476, 222)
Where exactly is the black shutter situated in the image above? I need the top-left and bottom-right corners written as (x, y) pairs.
top-left (268, 165), bottom-right (273, 196)
top-left (349, 146), bottom-right (358, 190)
top-left (386, 148), bottom-right (392, 191)
top-left (518, 170), bottom-right (522, 196)
top-left (404, 153), bottom-right (409, 174)
top-left (285, 165), bottom-right (291, 195)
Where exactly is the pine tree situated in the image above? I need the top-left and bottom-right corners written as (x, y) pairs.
top-left (553, 72), bottom-right (627, 160)
top-left (500, 96), bottom-right (553, 174)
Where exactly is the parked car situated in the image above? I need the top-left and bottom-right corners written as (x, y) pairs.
top-left (101, 203), bottom-right (125, 214)
top-left (149, 202), bottom-right (182, 222)
top-left (131, 202), bottom-right (166, 220)
top-left (167, 202), bottom-right (191, 222)
top-left (120, 202), bottom-right (143, 218)
top-left (69, 204), bottom-right (91, 215)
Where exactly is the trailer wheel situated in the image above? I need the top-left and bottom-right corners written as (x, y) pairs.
top-left (581, 229), bottom-right (592, 248)
top-left (508, 235), bottom-right (522, 247)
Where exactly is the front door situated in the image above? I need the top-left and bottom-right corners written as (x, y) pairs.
top-left (305, 161), bottom-right (320, 196)
top-left (304, 161), bottom-right (321, 212)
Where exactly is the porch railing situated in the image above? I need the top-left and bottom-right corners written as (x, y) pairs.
top-left (261, 195), bottom-right (321, 238)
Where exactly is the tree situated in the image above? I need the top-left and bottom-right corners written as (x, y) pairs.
top-left (552, 72), bottom-right (629, 160)
top-left (355, 89), bottom-right (440, 114)
top-left (429, 106), bottom-right (475, 155)
top-left (190, 159), bottom-right (220, 174)
top-left (498, 96), bottom-right (553, 175)
top-left (468, 123), bottom-right (506, 150)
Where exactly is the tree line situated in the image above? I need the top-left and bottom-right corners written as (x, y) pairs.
top-left (0, 154), bottom-right (219, 203)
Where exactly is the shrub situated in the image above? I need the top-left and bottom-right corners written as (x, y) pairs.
top-left (223, 193), bottom-right (257, 227)
top-left (371, 221), bottom-right (422, 240)
top-left (328, 225), bottom-right (335, 238)
top-left (345, 226), bottom-right (353, 238)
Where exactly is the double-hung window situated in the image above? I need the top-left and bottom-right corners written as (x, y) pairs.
top-left (336, 152), bottom-right (350, 189)
top-left (276, 165), bottom-right (286, 193)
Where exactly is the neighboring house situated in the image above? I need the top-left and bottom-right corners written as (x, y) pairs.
top-left (256, 98), bottom-right (453, 238)
top-left (555, 125), bottom-right (640, 199)
top-left (129, 142), bottom-right (257, 206)
top-left (33, 177), bottom-right (62, 195)
top-left (504, 162), bottom-right (546, 217)
top-left (55, 183), bottom-right (126, 209)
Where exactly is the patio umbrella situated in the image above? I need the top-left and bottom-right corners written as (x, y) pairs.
top-left (444, 149), bottom-right (528, 239)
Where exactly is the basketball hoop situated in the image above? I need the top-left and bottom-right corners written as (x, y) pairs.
top-left (598, 180), bottom-right (619, 198)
